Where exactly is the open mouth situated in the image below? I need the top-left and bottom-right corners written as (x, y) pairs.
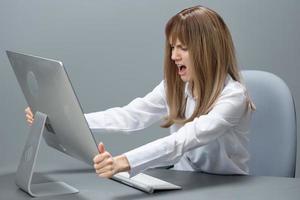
top-left (179, 65), bottom-right (186, 71)
top-left (178, 65), bottom-right (187, 75)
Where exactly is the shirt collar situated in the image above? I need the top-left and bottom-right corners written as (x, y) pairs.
top-left (184, 82), bottom-right (194, 99)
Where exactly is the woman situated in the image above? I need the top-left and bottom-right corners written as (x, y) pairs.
top-left (25, 5), bottom-right (254, 178)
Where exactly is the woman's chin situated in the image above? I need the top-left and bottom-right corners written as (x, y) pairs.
top-left (180, 76), bottom-right (190, 82)
top-left (180, 78), bottom-right (187, 82)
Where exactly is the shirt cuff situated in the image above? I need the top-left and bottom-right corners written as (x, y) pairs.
top-left (124, 151), bottom-right (146, 177)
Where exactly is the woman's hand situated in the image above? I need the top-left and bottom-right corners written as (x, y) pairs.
top-left (93, 143), bottom-right (130, 178)
top-left (25, 107), bottom-right (34, 126)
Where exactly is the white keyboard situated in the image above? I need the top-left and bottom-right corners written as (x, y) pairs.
top-left (112, 172), bottom-right (181, 193)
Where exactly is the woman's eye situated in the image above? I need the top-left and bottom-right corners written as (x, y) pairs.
top-left (181, 47), bottom-right (188, 51)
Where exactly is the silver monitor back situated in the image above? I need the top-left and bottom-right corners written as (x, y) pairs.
top-left (7, 51), bottom-right (98, 166)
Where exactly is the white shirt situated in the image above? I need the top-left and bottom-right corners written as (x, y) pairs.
top-left (85, 75), bottom-right (251, 177)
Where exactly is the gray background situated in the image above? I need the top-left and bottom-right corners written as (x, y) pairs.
top-left (0, 0), bottom-right (299, 177)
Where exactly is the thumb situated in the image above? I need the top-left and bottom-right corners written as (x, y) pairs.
top-left (98, 142), bottom-right (106, 153)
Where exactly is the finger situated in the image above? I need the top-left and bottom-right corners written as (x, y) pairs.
top-left (27, 118), bottom-right (33, 124)
top-left (25, 107), bottom-right (30, 113)
top-left (93, 152), bottom-right (110, 163)
top-left (26, 115), bottom-right (33, 122)
top-left (98, 142), bottom-right (106, 153)
top-left (93, 154), bottom-right (105, 164)
top-left (26, 111), bottom-right (33, 117)
top-left (95, 165), bottom-right (114, 174)
top-left (26, 114), bottom-right (33, 120)
top-left (25, 112), bottom-right (33, 119)
top-left (94, 157), bottom-right (113, 170)
top-left (98, 171), bottom-right (114, 178)
top-left (93, 152), bottom-right (111, 164)
top-left (25, 107), bottom-right (32, 114)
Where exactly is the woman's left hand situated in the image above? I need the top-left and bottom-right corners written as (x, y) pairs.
top-left (93, 143), bottom-right (130, 178)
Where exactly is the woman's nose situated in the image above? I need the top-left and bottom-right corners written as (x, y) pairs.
top-left (171, 49), bottom-right (181, 61)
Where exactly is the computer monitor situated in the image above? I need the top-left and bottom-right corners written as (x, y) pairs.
top-left (6, 51), bottom-right (99, 197)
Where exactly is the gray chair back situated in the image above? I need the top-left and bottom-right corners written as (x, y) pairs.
top-left (242, 70), bottom-right (297, 177)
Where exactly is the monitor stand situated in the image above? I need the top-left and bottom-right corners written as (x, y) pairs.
top-left (15, 111), bottom-right (79, 197)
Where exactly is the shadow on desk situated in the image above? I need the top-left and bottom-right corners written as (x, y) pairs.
top-left (0, 170), bottom-right (95, 200)
top-left (111, 169), bottom-right (252, 200)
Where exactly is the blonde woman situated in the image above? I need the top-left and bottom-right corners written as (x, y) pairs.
top-left (25, 5), bottom-right (254, 178)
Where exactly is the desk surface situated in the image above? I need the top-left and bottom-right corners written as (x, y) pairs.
top-left (1, 168), bottom-right (300, 200)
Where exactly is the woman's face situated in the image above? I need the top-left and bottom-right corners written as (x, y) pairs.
top-left (170, 39), bottom-right (193, 82)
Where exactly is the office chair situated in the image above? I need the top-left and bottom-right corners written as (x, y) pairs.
top-left (241, 70), bottom-right (297, 177)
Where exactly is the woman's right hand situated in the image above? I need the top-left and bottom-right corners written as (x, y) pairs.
top-left (25, 107), bottom-right (34, 126)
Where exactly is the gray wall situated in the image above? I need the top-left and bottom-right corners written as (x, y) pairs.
top-left (1, 0), bottom-right (300, 176)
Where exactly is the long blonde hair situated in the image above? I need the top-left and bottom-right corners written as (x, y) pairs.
top-left (162, 5), bottom-right (253, 128)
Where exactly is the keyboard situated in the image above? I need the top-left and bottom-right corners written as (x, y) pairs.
top-left (112, 172), bottom-right (181, 193)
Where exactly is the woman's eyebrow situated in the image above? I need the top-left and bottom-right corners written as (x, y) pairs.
top-left (176, 44), bottom-right (187, 49)
top-left (170, 43), bottom-right (184, 47)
